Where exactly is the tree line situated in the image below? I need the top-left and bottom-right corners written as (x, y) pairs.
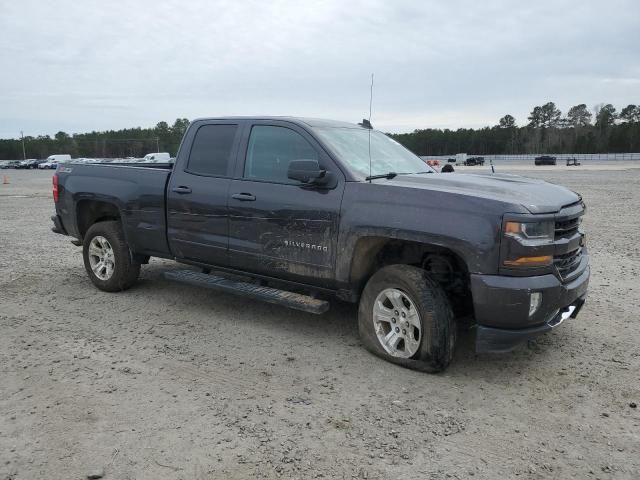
top-left (0, 119), bottom-right (190, 160)
top-left (389, 103), bottom-right (640, 156)
top-left (1, 103), bottom-right (639, 160)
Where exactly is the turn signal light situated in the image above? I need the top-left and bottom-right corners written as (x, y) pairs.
top-left (503, 255), bottom-right (553, 267)
top-left (504, 221), bottom-right (521, 234)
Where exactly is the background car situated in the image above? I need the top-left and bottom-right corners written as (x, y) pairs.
top-left (141, 152), bottom-right (171, 163)
top-left (38, 160), bottom-right (56, 169)
top-left (39, 154), bottom-right (72, 169)
top-left (16, 159), bottom-right (39, 169)
top-left (534, 155), bottom-right (557, 166)
top-left (3, 160), bottom-right (22, 169)
top-left (464, 156), bottom-right (485, 166)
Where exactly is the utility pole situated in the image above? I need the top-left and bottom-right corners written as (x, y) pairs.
top-left (156, 137), bottom-right (160, 153)
top-left (20, 130), bottom-right (26, 160)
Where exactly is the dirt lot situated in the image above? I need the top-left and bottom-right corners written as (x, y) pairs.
top-left (1, 167), bottom-right (639, 479)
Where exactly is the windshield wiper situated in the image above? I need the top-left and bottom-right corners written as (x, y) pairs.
top-left (366, 172), bottom-right (397, 181)
top-left (365, 170), bottom-right (434, 181)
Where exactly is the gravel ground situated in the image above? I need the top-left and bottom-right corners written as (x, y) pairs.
top-left (1, 167), bottom-right (638, 479)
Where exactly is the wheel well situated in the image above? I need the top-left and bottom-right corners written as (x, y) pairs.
top-left (350, 237), bottom-right (473, 315)
top-left (76, 200), bottom-right (121, 239)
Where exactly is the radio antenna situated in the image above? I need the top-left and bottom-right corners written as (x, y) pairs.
top-left (368, 73), bottom-right (374, 182)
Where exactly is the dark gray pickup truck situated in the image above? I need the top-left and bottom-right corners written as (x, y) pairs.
top-left (51, 117), bottom-right (589, 372)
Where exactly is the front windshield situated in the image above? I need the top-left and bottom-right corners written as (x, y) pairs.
top-left (313, 127), bottom-right (434, 179)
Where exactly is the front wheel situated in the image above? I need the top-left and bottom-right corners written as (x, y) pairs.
top-left (358, 265), bottom-right (456, 372)
top-left (82, 221), bottom-right (140, 292)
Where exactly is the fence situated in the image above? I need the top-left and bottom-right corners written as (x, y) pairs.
top-left (420, 152), bottom-right (640, 164)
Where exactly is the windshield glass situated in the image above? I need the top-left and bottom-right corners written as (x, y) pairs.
top-left (312, 127), bottom-right (434, 179)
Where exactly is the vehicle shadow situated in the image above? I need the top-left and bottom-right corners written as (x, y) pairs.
top-left (137, 262), bottom-right (555, 381)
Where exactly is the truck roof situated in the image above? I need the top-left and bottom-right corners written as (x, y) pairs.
top-left (191, 116), bottom-right (362, 129)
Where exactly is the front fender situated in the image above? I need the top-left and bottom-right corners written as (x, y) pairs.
top-left (335, 183), bottom-right (506, 284)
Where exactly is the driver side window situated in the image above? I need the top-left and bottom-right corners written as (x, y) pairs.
top-left (244, 125), bottom-right (319, 183)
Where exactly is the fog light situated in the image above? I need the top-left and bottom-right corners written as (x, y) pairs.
top-left (529, 292), bottom-right (542, 317)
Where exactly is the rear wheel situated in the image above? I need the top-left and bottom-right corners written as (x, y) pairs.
top-left (82, 221), bottom-right (140, 292)
top-left (358, 264), bottom-right (456, 372)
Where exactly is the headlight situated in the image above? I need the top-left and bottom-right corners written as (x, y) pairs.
top-left (504, 221), bottom-right (554, 244)
top-left (501, 219), bottom-right (554, 269)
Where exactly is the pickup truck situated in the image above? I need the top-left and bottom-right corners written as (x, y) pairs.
top-left (464, 156), bottom-right (485, 166)
top-left (51, 117), bottom-right (589, 372)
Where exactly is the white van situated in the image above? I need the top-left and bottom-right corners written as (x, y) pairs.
top-left (39, 154), bottom-right (71, 169)
top-left (142, 152), bottom-right (170, 163)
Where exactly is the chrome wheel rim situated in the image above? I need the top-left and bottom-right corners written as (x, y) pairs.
top-left (88, 236), bottom-right (115, 281)
top-left (373, 288), bottom-right (422, 358)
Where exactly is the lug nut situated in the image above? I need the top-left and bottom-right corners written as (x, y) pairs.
top-left (402, 329), bottom-right (406, 335)
top-left (395, 327), bottom-right (400, 333)
top-left (394, 310), bottom-right (399, 315)
top-left (391, 317), bottom-right (396, 323)
top-left (401, 312), bottom-right (406, 318)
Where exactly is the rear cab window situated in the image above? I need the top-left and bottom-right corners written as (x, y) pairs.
top-left (187, 124), bottom-right (238, 176)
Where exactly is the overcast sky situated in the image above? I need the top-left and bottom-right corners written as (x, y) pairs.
top-left (1, 0), bottom-right (638, 138)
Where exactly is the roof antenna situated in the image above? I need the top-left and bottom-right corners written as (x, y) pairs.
top-left (367, 73), bottom-right (374, 182)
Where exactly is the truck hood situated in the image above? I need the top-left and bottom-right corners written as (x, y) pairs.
top-left (381, 172), bottom-right (580, 214)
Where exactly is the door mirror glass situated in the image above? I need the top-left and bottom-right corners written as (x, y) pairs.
top-left (287, 159), bottom-right (328, 184)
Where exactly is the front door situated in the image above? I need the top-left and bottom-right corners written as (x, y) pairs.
top-left (228, 122), bottom-right (344, 286)
top-left (167, 121), bottom-right (243, 266)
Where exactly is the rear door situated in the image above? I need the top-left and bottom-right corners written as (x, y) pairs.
top-left (167, 120), bottom-right (244, 266)
top-left (227, 121), bottom-right (344, 286)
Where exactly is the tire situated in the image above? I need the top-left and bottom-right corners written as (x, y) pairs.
top-left (358, 264), bottom-right (456, 373)
top-left (82, 220), bottom-right (140, 292)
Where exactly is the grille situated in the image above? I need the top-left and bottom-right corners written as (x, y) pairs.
top-left (553, 203), bottom-right (585, 280)
top-left (554, 248), bottom-right (582, 278)
top-left (555, 217), bottom-right (581, 237)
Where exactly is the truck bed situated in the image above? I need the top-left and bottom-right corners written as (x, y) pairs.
top-left (55, 162), bottom-right (174, 258)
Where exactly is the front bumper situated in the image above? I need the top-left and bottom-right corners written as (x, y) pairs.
top-left (471, 264), bottom-right (589, 353)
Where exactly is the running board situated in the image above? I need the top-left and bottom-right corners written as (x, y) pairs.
top-left (164, 270), bottom-right (330, 315)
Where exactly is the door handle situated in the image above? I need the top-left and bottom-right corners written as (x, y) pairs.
top-left (172, 186), bottom-right (192, 194)
top-left (231, 193), bottom-right (256, 201)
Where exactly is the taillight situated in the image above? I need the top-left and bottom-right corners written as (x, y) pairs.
top-left (52, 174), bottom-right (59, 202)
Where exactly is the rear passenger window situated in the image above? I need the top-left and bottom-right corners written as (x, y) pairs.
top-left (245, 125), bottom-right (318, 183)
top-left (187, 124), bottom-right (238, 176)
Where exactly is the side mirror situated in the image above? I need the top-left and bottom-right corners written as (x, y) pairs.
top-left (287, 160), bottom-right (328, 185)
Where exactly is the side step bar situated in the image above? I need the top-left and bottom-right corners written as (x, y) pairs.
top-left (164, 270), bottom-right (330, 315)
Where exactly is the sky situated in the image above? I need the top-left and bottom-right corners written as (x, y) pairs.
top-left (1, 0), bottom-right (639, 138)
